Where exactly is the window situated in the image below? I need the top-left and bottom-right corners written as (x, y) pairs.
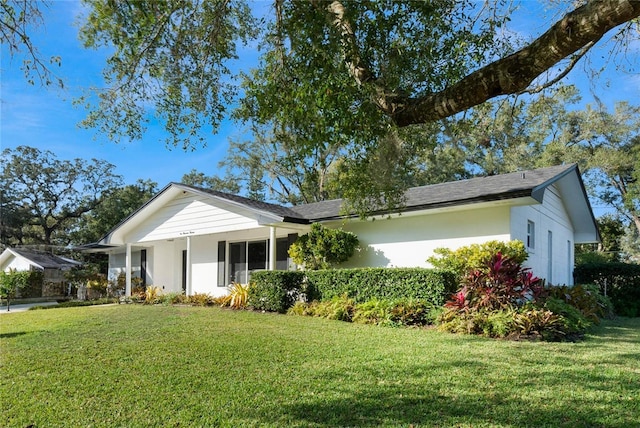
top-left (567, 240), bottom-right (572, 285)
top-left (225, 237), bottom-right (297, 285)
top-left (527, 221), bottom-right (535, 249)
top-left (547, 231), bottom-right (553, 283)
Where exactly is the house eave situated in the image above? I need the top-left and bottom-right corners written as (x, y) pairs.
top-left (311, 193), bottom-right (535, 222)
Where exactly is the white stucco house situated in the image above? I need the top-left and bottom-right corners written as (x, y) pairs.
top-left (82, 164), bottom-right (599, 296)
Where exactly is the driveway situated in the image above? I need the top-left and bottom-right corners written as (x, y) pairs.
top-left (0, 301), bottom-right (59, 314)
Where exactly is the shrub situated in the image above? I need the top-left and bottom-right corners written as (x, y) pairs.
top-left (512, 306), bottom-right (563, 340)
top-left (354, 299), bottom-right (437, 327)
top-left (211, 294), bottom-right (232, 307)
top-left (288, 223), bottom-right (359, 270)
top-left (159, 292), bottom-right (186, 305)
top-left (438, 252), bottom-right (597, 341)
top-left (574, 261), bottom-right (640, 317)
top-left (542, 297), bottom-right (592, 337)
top-left (290, 298), bottom-right (438, 328)
top-left (29, 298), bottom-right (119, 310)
top-left (546, 284), bottom-right (614, 323)
top-left (144, 286), bottom-right (163, 304)
top-left (287, 301), bottom-right (314, 316)
top-left (248, 271), bottom-right (305, 313)
top-left (188, 293), bottom-right (212, 306)
top-left (428, 240), bottom-right (528, 280)
top-left (438, 307), bottom-right (528, 338)
top-left (315, 295), bottom-right (356, 321)
top-left (447, 253), bottom-right (545, 312)
top-left (306, 268), bottom-right (457, 306)
top-left (0, 269), bottom-right (31, 310)
top-left (352, 299), bottom-right (396, 326)
top-left (292, 295), bottom-right (356, 322)
top-left (224, 282), bottom-right (250, 309)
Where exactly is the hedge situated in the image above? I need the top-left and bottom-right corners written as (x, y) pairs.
top-left (574, 262), bottom-right (640, 317)
top-left (248, 271), bottom-right (306, 313)
top-left (305, 268), bottom-right (458, 307)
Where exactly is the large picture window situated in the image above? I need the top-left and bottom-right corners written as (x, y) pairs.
top-left (226, 237), bottom-right (295, 285)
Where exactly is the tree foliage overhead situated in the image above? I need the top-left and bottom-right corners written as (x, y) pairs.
top-left (288, 223), bottom-right (359, 270)
top-left (3, 1), bottom-right (639, 217)
top-left (0, 146), bottom-right (123, 247)
top-left (75, 0), bottom-right (640, 149)
top-left (0, 0), bottom-right (63, 87)
top-left (561, 101), bottom-right (640, 236)
top-left (71, 0), bottom-right (639, 212)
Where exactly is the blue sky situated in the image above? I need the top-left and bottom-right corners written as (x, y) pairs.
top-left (1, 1), bottom-right (638, 199)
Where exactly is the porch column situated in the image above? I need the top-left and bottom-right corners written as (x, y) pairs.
top-left (186, 236), bottom-right (192, 296)
top-left (269, 226), bottom-right (276, 271)
top-left (125, 243), bottom-right (132, 297)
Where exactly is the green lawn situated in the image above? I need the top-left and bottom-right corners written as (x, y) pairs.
top-left (1, 305), bottom-right (638, 427)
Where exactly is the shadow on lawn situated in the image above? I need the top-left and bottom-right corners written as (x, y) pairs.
top-left (587, 319), bottom-right (640, 346)
top-left (0, 331), bottom-right (30, 339)
top-left (253, 321), bottom-right (640, 428)
top-left (260, 372), bottom-right (636, 428)
top-left (268, 386), bottom-right (613, 427)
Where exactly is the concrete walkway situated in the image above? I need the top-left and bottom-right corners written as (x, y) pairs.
top-left (0, 301), bottom-right (59, 314)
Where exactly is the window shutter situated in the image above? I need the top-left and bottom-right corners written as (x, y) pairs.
top-left (217, 241), bottom-right (226, 287)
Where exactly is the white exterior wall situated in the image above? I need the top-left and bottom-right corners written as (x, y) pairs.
top-left (126, 193), bottom-right (264, 243)
top-left (336, 205), bottom-right (512, 268)
top-left (190, 236), bottom-right (217, 295)
top-left (510, 184), bottom-right (575, 285)
top-left (107, 228), bottom-right (303, 297)
top-left (2, 254), bottom-right (34, 272)
top-left (148, 240), bottom-right (180, 293)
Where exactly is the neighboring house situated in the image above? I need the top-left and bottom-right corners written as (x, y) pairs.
top-left (0, 248), bottom-right (82, 297)
top-left (82, 164), bottom-right (599, 297)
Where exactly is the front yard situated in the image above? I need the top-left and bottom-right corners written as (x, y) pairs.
top-left (1, 305), bottom-right (638, 427)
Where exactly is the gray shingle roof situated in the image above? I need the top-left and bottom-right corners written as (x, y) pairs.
top-left (289, 164), bottom-right (577, 221)
top-left (175, 183), bottom-right (308, 221)
top-left (83, 163), bottom-right (587, 249)
top-left (10, 249), bottom-right (81, 269)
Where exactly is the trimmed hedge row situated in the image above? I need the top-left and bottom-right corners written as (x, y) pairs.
top-left (306, 268), bottom-right (458, 306)
top-left (574, 262), bottom-right (640, 317)
top-left (248, 271), bottom-right (306, 313)
top-left (250, 268), bottom-right (457, 313)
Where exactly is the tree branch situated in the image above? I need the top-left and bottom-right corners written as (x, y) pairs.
top-left (388, 0), bottom-right (640, 126)
top-left (516, 41), bottom-right (595, 96)
top-left (314, 0), bottom-right (396, 112)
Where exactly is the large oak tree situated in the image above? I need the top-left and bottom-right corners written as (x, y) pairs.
top-left (3, 0), bottom-right (639, 212)
top-left (0, 146), bottom-right (122, 247)
top-left (71, 0), bottom-right (640, 144)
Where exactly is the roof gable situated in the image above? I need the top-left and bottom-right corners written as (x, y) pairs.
top-left (99, 183), bottom-right (306, 245)
top-left (0, 248), bottom-right (81, 270)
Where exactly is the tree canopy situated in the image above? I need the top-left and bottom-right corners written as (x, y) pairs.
top-left (2, 0), bottom-right (639, 216)
top-left (76, 0), bottom-right (640, 211)
top-left (70, 0), bottom-right (640, 146)
top-left (0, 146), bottom-right (122, 247)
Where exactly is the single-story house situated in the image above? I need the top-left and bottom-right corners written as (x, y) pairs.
top-left (83, 163), bottom-right (599, 296)
top-left (0, 248), bottom-right (82, 297)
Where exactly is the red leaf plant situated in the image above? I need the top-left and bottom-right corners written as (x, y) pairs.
top-left (445, 252), bottom-right (546, 312)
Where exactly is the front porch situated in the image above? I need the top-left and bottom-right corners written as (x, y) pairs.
top-left (108, 225), bottom-right (304, 297)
